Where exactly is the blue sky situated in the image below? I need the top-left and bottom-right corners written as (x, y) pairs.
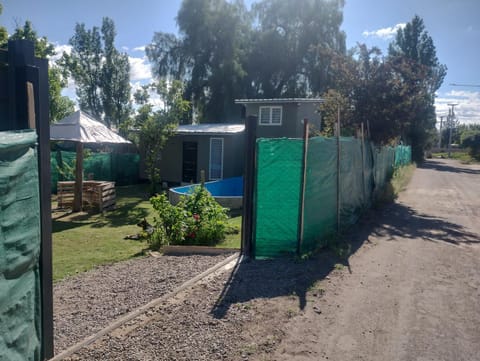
top-left (1, 0), bottom-right (479, 124)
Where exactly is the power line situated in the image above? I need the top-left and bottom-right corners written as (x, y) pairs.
top-left (449, 83), bottom-right (480, 87)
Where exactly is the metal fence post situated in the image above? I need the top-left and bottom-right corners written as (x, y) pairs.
top-left (241, 115), bottom-right (257, 259)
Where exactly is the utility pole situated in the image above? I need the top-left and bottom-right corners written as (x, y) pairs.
top-left (446, 103), bottom-right (458, 158)
top-left (438, 115), bottom-right (445, 149)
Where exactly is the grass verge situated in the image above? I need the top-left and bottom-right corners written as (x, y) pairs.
top-left (216, 215), bottom-right (242, 249)
top-left (52, 184), bottom-right (153, 281)
top-left (375, 163), bottom-right (416, 206)
top-left (431, 152), bottom-right (479, 164)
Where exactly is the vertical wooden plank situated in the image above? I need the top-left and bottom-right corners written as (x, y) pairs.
top-left (361, 123), bottom-right (366, 203)
top-left (241, 115), bottom-right (257, 258)
top-left (297, 120), bottom-right (309, 255)
top-left (73, 142), bottom-right (84, 212)
top-left (336, 106), bottom-right (341, 233)
top-left (33, 55), bottom-right (54, 360)
top-left (26, 82), bottom-right (36, 129)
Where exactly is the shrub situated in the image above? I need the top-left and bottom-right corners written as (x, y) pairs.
top-left (150, 193), bottom-right (187, 249)
top-left (183, 186), bottom-right (229, 246)
top-left (462, 133), bottom-right (480, 160)
top-left (149, 186), bottom-right (229, 249)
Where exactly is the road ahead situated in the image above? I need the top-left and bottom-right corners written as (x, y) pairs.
top-left (272, 158), bottom-right (480, 361)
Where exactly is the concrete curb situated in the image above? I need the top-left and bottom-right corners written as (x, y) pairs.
top-left (50, 252), bottom-right (240, 361)
top-left (162, 245), bottom-right (239, 256)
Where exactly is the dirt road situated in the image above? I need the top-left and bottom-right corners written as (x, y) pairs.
top-left (271, 158), bottom-right (480, 361)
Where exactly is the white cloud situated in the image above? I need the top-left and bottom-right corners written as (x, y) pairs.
top-left (129, 56), bottom-right (152, 81)
top-left (435, 90), bottom-right (480, 125)
top-left (133, 45), bottom-right (146, 52)
top-left (121, 46), bottom-right (129, 51)
top-left (130, 81), bottom-right (164, 111)
top-left (49, 43), bottom-right (72, 62)
top-left (362, 23), bottom-right (406, 40)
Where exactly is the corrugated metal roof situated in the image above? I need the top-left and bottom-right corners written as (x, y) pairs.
top-left (235, 98), bottom-right (324, 104)
top-left (176, 123), bottom-right (245, 135)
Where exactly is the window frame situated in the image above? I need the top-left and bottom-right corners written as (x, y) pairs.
top-left (209, 137), bottom-right (224, 180)
top-left (259, 106), bottom-right (283, 126)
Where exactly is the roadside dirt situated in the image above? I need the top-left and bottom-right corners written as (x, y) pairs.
top-left (61, 158), bottom-right (480, 360)
top-left (269, 158), bottom-right (480, 361)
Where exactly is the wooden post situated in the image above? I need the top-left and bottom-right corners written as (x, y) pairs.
top-left (336, 105), bottom-right (341, 234)
top-left (6, 40), bottom-right (54, 360)
top-left (360, 123), bottom-right (366, 204)
top-left (26, 82), bottom-right (36, 129)
top-left (73, 142), bottom-right (84, 212)
top-left (241, 115), bottom-right (257, 258)
top-left (297, 120), bottom-right (309, 256)
top-left (34, 56), bottom-right (54, 360)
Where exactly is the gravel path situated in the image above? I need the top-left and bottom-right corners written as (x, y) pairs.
top-left (62, 255), bottom-right (336, 361)
top-left (54, 253), bottom-right (234, 354)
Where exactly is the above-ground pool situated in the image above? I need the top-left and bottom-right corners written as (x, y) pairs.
top-left (168, 176), bottom-right (243, 210)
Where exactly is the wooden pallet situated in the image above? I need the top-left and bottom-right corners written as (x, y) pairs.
top-left (57, 181), bottom-right (116, 211)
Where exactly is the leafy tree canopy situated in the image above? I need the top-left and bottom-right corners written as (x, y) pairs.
top-left (147, 0), bottom-right (347, 123)
top-left (2, 20), bottom-right (75, 122)
top-left (61, 17), bottom-right (131, 129)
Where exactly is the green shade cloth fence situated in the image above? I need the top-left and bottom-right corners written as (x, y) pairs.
top-left (0, 131), bottom-right (42, 361)
top-left (254, 136), bottom-right (410, 258)
top-left (51, 151), bottom-right (140, 193)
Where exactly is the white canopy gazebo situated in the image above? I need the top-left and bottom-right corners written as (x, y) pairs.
top-left (50, 110), bottom-right (131, 211)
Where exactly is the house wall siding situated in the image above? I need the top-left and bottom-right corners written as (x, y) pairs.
top-left (245, 103), bottom-right (300, 138)
top-left (159, 133), bottom-right (245, 185)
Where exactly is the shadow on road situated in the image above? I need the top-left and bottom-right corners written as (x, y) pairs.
top-left (211, 252), bottom-right (339, 319)
top-left (371, 203), bottom-right (479, 246)
top-left (211, 199), bottom-right (478, 319)
top-left (419, 159), bottom-right (480, 175)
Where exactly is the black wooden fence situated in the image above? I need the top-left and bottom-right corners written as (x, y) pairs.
top-left (0, 40), bottom-right (53, 360)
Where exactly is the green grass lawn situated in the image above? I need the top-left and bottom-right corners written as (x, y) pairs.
top-left (217, 215), bottom-right (242, 249)
top-left (431, 151), bottom-right (479, 164)
top-left (52, 184), bottom-right (153, 281)
top-left (52, 184), bottom-right (241, 281)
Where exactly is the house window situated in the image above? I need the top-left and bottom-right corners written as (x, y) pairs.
top-left (259, 106), bottom-right (282, 125)
top-left (209, 138), bottom-right (224, 180)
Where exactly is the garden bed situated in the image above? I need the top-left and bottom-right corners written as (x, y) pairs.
top-left (53, 252), bottom-right (235, 354)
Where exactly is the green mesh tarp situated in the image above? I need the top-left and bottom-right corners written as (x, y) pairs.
top-left (253, 136), bottom-right (408, 258)
top-left (302, 137), bottom-right (337, 252)
top-left (302, 137), bottom-right (376, 253)
top-left (0, 130), bottom-right (42, 361)
top-left (395, 145), bottom-right (412, 167)
top-left (51, 151), bottom-right (140, 193)
top-left (372, 145), bottom-right (395, 193)
top-left (339, 138), bottom-right (367, 227)
top-left (254, 138), bottom-right (303, 258)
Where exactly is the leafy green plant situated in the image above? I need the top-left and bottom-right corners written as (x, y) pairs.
top-left (183, 186), bottom-right (229, 245)
top-left (149, 193), bottom-right (187, 249)
top-left (149, 186), bottom-right (229, 249)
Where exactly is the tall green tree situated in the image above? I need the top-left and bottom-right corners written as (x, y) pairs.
top-left (147, 0), bottom-right (249, 123)
top-left (249, 0), bottom-right (346, 97)
top-left (388, 15), bottom-right (447, 161)
top-left (100, 18), bottom-right (132, 129)
top-left (5, 21), bottom-right (75, 122)
top-left (133, 80), bottom-right (190, 194)
top-left (62, 17), bottom-right (131, 128)
top-left (147, 0), bottom-right (346, 122)
top-left (0, 4), bottom-right (9, 46)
